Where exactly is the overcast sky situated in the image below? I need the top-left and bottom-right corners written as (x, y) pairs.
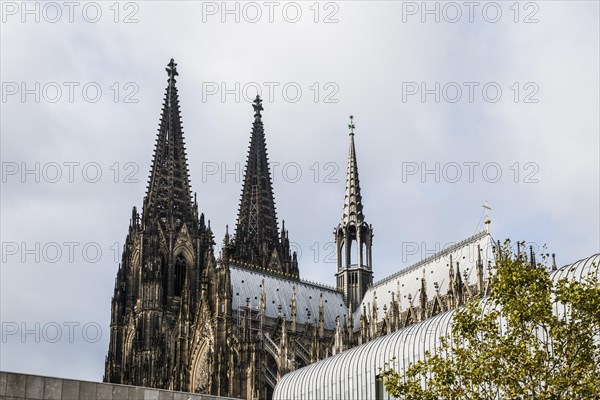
top-left (1, 0), bottom-right (598, 383)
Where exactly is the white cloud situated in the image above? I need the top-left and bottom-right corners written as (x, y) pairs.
top-left (1, 0), bottom-right (598, 382)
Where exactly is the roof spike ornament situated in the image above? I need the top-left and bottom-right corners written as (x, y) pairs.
top-left (291, 286), bottom-right (297, 333)
top-left (483, 200), bottom-right (492, 234)
top-left (259, 279), bottom-right (267, 316)
top-left (530, 246), bottom-right (536, 267)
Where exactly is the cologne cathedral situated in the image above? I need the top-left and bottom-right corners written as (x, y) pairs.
top-left (104, 60), bottom-right (498, 399)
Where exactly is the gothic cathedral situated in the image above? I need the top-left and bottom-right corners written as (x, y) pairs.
top-left (105, 60), bottom-right (495, 399)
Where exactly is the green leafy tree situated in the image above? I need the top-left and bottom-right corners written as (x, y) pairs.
top-left (379, 241), bottom-right (600, 400)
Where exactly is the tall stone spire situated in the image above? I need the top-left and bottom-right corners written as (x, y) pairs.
top-left (334, 116), bottom-right (374, 311)
top-left (229, 95), bottom-right (298, 277)
top-left (342, 115), bottom-right (365, 224)
top-left (105, 60), bottom-right (211, 391)
top-left (143, 58), bottom-right (195, 229)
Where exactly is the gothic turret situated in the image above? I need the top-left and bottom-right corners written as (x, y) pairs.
top-left (226, 95), bottom-right (299, 277)
top-left (334, 116), bottom-right (374, 311)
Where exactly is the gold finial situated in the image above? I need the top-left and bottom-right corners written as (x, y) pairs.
top-left (483, 200), bottom-right (492, 234)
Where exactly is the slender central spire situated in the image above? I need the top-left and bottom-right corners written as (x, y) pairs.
top-left (335, 115), bottom-right (373, 310)
top-left (143, 58), bottom-right (193, 228)
top-left (342, 115), bottom-right (365, 224)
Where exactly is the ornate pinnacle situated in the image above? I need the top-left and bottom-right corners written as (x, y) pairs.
top-left (253, 95), bottom-right (263, 119)
top-left (348, 115), bottom-right (355, 136)
top-left (166, 58), bottom-right (178, 107)
top-left (166, 58), bottom-right (178, 81)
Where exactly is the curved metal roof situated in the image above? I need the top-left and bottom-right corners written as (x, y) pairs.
top-left (274, 253), bottom-right (599, 400)
top-left (229, 265), bottom-right (347, 330)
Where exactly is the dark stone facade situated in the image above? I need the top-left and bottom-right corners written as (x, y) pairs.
top-left (104, 60), bottom-right (493, 400)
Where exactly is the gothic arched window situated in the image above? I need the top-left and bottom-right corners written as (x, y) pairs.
top-left (174, 254), bottom-right (187, 297)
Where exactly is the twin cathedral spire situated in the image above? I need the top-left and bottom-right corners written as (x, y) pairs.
top-left (143, 59), bottom-right (199, 230)
top-left (123, 58), bottom-right (374, 304)
top-left (143, 60), bottom-right (375, 299)
top-left (147, 59), bottom-right (374, 305)
top-left (105, 59), bottom-right (213, 387)
top-left (106, 59), bottom-right (375, 393)
top-left (106, 60), bottom-right (503, 398)
top-left (222, 95), bottom-right (299, 277)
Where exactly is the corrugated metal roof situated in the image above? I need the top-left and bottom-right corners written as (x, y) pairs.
top-left (274, 253), bottom-right (599, 400)
top-left (229, 265), bottom-right (347, 330)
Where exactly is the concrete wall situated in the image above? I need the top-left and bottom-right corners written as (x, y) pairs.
top-left (0, 372), bottom-right (240, 400)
